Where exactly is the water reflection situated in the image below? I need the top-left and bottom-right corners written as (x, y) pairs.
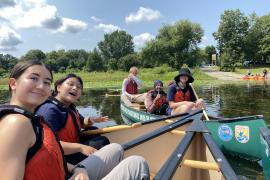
top-left (196, 84), bottom-right (270, 124)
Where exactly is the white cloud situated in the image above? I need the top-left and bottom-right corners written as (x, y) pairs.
top-left (125, 7), bottom-right (161, 23)
top-left (0, 0), bottom-right (16, 8)
top-left (90, 16), bottom-right (101, 22)
top-left (23, 0), bottom-right (46, 8)
top-left (56, 18), bottom-right (87, 33)
top-left (0, 25), bottom-right (22, 51)
top-left (133, 33), bottom-right (154, 47)
top-left (13, 5), bottom-right (61, 29)
top-left (0, 0), bottom-right (87, 33)
top-left (95, 23), bottom-right (121, 33)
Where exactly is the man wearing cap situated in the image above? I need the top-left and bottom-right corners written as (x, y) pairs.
top-left (144, 80), bottom-right (169, 115)
top-left (166, 68), bottom-right (204, 115)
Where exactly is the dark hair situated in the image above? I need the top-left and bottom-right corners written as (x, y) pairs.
top-left (9, 60), bottom-right (53, 91)
top-left (52, 73), bottom-right (83, 96)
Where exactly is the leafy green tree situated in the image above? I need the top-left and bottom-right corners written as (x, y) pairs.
top-left (65, 49), bottom-right (88, 70)
top-left (118, 53), bottom-right (140, 71)
top-left (253, 14), bottom-right (270, 63)
top-left (204, 46), bottom-right (217, 64)
top-left (220, 48), bottom-right (236, 71)
top-left (140, 20), bottom-right (203, 68)
top-left (98, 30), bottom-right (134, 69)
top-left (22, 49), bottom-right (46, 61)
top-left (85, 48), bottom-right (105, 71)
top-left (213, 9), bottom-right (249, 70)
top-left (0, 54), bottom-right (18, 71)
top-left (107, 58), bottom-right (118, 70)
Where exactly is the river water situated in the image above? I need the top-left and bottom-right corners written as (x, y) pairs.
top-left (1, 82), bottom-right (269, 179)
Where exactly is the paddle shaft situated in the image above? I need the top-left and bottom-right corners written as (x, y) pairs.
top-left (189, 83), bottom-right (209, 120)
top-left (82, 112), bottom-right (188, 135)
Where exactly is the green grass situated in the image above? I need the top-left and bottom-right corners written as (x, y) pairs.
top-left (0, 66), bottom-right (218, 90)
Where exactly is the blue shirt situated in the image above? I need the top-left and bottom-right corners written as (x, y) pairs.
top-left (36, 99), bottom-right (84, 132)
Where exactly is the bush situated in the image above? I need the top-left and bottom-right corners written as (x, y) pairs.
top-left (152, 64), bottom-right (174, 74)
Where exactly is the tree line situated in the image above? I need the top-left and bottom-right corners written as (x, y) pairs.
top-left (1, 9), bottom-right (269, 74)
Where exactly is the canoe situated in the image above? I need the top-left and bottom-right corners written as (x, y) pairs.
top-left (83, 110), bottom-right (237, 180)
top-left (242, 75), bottom-right (265, 80)
top-left (120, 101), bottom-right (268, 161)
top-left (260, 127), bottom-right (270, 179)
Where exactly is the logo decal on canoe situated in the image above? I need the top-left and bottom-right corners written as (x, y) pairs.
top-left (218, 124), bottom-right (233, 141)
top-left (235, 125), bottom-right (249, 143)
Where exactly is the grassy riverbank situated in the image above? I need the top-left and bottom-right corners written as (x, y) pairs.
top-left (0, 66), bottom-right (217, 90)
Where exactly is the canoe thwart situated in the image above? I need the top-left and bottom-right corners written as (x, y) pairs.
top-left (181, 160), bottom-right (220, 171)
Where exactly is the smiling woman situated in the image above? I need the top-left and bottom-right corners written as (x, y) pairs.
top-left (36, 73), bottom-right (111, 164)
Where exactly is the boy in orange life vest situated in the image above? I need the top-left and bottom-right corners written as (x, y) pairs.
top-left (121, 66), bottom-right (146, 106)
top-left (145, 80), bottom-right (169, 115)
top-left (166, 68), bottom-right (205, 115)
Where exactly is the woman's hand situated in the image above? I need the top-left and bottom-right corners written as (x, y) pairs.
top-left (93, 116), bottom-right (109, 123)
top-left (80, 144), bottom-right (97, 156)
top-left (69, 168), bottom-right (89, 180)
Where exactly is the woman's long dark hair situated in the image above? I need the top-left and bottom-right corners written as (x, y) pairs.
top-left (52, 73), bottom-right (83, 97)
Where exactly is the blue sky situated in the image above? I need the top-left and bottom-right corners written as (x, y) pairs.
top-left (0, 0), bottom-right (269, 57)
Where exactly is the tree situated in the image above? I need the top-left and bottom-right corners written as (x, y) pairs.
top-left (252, 14), bottom-right (270, 63)
top-left (118, 53), bottom-right (140, 71)
top-left (213, 9), bottom-right (249, 70)
top-left (22, 49), bottom-right (46, 61)
top-left (98, 30), bottom-right (134, 69)
top-left (65, 49), bottom-right (88, 70)
top-left (140, 20), bottom-right (203, 68)
top-left (85, 48), bottom-right (105, 71)
top-left (204, 46), bottom-right (217, 64)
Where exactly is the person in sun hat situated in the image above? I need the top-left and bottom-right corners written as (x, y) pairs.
top-left (166, 68), bottom-right (205, 115)
top-left (144, 80), bottom-right (169, 115)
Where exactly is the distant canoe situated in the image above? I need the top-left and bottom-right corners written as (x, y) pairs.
top-left (85, 110), bottom-right (237, 180)
top-left (120, 101), bottom-right (268, 161)
top-left (242, 75), bottom-right (265, 80)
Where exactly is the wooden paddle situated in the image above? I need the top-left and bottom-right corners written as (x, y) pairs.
top-left (82, 111), bottom-right (190, 135)
top-left (105, 93), bottom-right (121, 97)
top-left (189, 83), bottom-right (209, 120)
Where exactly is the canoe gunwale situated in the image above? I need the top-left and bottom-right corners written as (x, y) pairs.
top-left (207, 115), bottom-right (264, 123)
top-left (260, 127), bottom-right (270, 146)
top-left (203, 133), bottom-right (237, 180)
top-left (122, 109), bottom-right (203, 151)
top-left (154, 119), bottom-right (237, 180)
top-left (153, 131), bottom-right (194, 180)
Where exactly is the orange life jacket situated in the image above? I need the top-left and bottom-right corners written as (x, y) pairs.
top-left (174, 88), bottom-right (192, 102)
top-left (0, 105), bottom-right (67, 180)
top-left (48, 97), bottom-right (82, 143)
top-left (58, 109), bottom-right (82, 143)
top-left (126, 79), bottom-right (138, 94)
top-left (149, 90), bottom-right (167, 109)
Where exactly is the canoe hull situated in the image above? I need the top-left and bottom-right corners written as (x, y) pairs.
top-left (260, 128), bottom-right (270, 179)
top-left (121, 101), bottom-right (267, 161)
top-left (103, 117), bottom-right (230, 179)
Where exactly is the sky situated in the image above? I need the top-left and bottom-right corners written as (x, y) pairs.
top-left (0, 0), bottom-right (269, 58)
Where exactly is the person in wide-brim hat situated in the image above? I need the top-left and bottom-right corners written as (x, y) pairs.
top-left (174, 68), bottom-right (194, 83)
top-left (166, 67), bottom-right (205, 116)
